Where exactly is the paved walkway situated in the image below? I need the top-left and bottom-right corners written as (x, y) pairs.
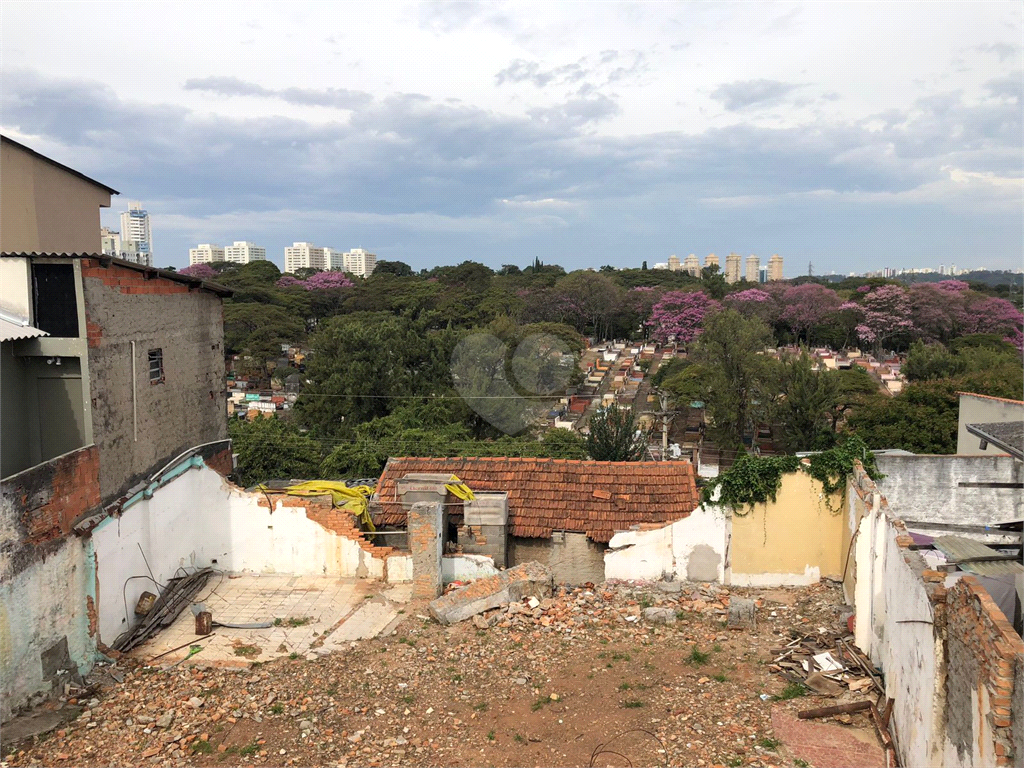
top-left (131, 574), bottom-right (408, 666)
top-left (772, 707), bottom-right (887, 768)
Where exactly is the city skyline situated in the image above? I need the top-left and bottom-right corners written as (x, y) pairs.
top-left (2, 2), bottom-right (1020, 273)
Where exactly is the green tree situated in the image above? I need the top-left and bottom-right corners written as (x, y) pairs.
top-left (229, 418), bottom-right (324, 486)
top-left (586, 403), bottom-right (651, 461)
top-left (776, 353), bottom-right (839, 452)
top-left (374, 260), bottom-right (414, 277)
top-left (700, 265), bottom-right (728, 300)
top-left (692, 309), bottom-right (775, 450)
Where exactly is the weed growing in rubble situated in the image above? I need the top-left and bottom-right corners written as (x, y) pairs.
top-left (234, 644), bottom-right (260, 658)
top-left (794, 760), bottom-right (809, 767)
top-left (757, 737), bottom-right (781, 751)
top-left (688, 647), bottom-right (710, 665)
top-left (191, 740), bottom-right (213, 754)
top-left (621, 699), bottom-right (645, 708)
top-left (611, 651), bottom-right (631, 661)
top-left (639, 594), bottom-right (653, 610)
top-left (773, 682), bottom-right (807, 701)
top-left (487, 730), bottom-right (496, 741)
top-left (530, 697), bottom-right (550, 712)
top-left (270, 703), bottom-right (284, 715)
top-left (289, 652), bottom-right (300, 660)
top-left (726, 756), bottom-right (743, 767)
top-left (713, 643), bottom-right (723, 653)
top-left (712, 673), bottom-right (728, 683)
top-left (514, 733), bottom-right (526, 744)
top-left (474, 702), bottom-right (489, 712)
top-left (239, 742), bottom-right (260, 757)
top-left (618, 682), bottom-right (631, 691)
top-left (401, 694), bottom-right (415, 704)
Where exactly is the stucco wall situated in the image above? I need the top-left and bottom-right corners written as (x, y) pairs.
top-left (956, 395), bottom-right (1024, 456)
top-left (728, 472), bottom-right (845, 587)
top-left (92, 460), bottom-right (386, 647)
top-left (875, 454), bottom-right (1023, 527)
top-left (0, 141), bottom-right (111, 254)
top-left (510, 533), bottom-right (606, 585)
top-left (605, 505), bottom-right (728, 583)
top-left (82, 260), bottom-right (227, 501)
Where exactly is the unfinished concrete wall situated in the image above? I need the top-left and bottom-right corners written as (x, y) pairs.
top-left (460, 492), bottom-right (508, 567)
top-left (875, 454), bottom-right (1023, 528)
top-left (605, 505), bottom-right (728, 583)
top-left (957, 394), bottom-right (1024, 456)
top-left (81, 258), bottom-right (227, 502)
top-left (728, 472), bottom-right (845, 586)
top-left (442, 554), bottom-right (499, 584)
top-left (0, 446), bottom-right (101, 722)
top-left (942, 577), bottom-right (1023, 768)
top-left (509, 533), bottom-right (606, 585)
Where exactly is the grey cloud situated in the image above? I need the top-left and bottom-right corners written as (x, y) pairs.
top-left (184, 76), bottom-right (372, 110)
top-left (527, 95), bottom-right (621, 128)
top-left (495, 52), bottom-right (645, 90)
top-left (711, 79), bottom-right (800, 110)
top-left (975, 42), bottom-right (1020, 62)
top-left (984, 72), bottom-right (1022, 100)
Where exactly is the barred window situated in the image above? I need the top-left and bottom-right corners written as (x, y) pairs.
top-left (148, 348), bottom-right (164, 384)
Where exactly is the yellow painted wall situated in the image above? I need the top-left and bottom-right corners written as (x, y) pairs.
top-left (1, 141), bottom-right (111, 254)
top-left (730, 471), bottom-right (846, 585)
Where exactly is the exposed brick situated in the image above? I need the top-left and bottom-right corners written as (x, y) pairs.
top-left (4, 446), bottom-right (101, 544)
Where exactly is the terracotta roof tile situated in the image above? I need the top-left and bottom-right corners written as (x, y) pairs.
top-left (374, 457), bottom-right (699, 542)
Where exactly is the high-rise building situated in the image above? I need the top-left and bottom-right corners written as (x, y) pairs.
top-left (705, 253), bottom-right (719, 270)
top-left (667, 254), bottom-right (681, 272)
top-left (284, 242), bottom-right (327, 273)
top-left (759, 266), bottom-right (768, 283)
top-left (725, 253), bottom-right (742, 284)
top-left (682, 254), bottom-right (701, 277)
top-left (342, 248), bottom-right (377, 278)
top-left (100, 226), bottom-right (120, 256)
top-left (224, 241), bottom-right (266, 264)
top-left (745, 254), bottom-right (759, 283)
top-left (189, 244), bottom-right (225, 265)
top-left (767, 254), bottom-right (784, 281)
top-left (119, 201), bottom-right (152, 266)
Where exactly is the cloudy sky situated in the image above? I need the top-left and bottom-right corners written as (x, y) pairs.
top-left (2, 1), bottom-right (1021, 275)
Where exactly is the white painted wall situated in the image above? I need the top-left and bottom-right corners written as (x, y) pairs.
top-left (605, 505), bottom-right (729, 583)
top-left (442, 554), bottom-right (499, 584)
top-left (0, 537), bottom-right (94, 722)
top-left (92, 461), bottom-right (388, 647)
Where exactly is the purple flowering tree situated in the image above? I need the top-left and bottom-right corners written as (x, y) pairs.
top-left (275, 275), bottom-right (306, 288)
top-left (724, 288), bottom-right (778, 326)
top-left (855, 285), bottom-right (915, 352)
top-left (778, 283), bottom-right (841, 344)
top-left (963, 295), bottom-right (1024, 340)
top-left (647, 290), bottom-right (720, 345)
top-left (908, 283), bottom-right (968, 342)
top-left (179, 264), bottom-right (217, 279)
top-left (303, 271), bottom-right (354, 291)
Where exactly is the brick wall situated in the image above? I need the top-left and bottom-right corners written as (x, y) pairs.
top-left (408, 502), bottom-right (443, 599)
top-left (1, 445), bottom-right (101, 545)
top-left (81, 258), bottom-right (228, 502)
top-left (945, 576), bottom-right (1023, 767)
top-left (257, 493), bottom-right (394, 561)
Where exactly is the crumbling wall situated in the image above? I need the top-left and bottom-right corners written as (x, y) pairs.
top-left (941, 576), bottom-right (1022, 768)
top-left (81, 258), bottom-right (227, 503)
top-left (509, 533), bottom-right (605, 585)
top-left (0, 446), bottom-right (101, 722)
top-left (91, 460), bottom-right (393, 647)
top-left (605, 505), bottom-right (728, 582)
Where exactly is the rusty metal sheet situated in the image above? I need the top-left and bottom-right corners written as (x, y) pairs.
top-left (932, 535), bottom-right (1024, 577)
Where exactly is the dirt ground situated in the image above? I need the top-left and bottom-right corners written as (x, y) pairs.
top-left (2, 580), bottom-right (882, 768)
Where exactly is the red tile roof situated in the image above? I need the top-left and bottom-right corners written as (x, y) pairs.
top-left (374, 456), bottom-right (700, 543)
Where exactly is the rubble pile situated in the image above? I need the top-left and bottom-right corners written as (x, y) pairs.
top-left (4, 581), bottom-right (860, 768)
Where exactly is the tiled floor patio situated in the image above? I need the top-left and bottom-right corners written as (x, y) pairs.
top-left (130, 574), bottom-right (404, 666)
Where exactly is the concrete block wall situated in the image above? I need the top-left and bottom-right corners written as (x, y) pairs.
top-left (408, 501), bottom-right (443, 599)
top-left (510, 532), bottom-right (606, 585)
top-left (943, 576), bottom-right (1023, 768)
top-left (81, 257), bottom-right (227, 503)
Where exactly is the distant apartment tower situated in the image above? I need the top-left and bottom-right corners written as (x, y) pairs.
top-left (100, 226), bottom-right (120, 256)
top-left (767, 254), bottom-right (784, 281)
top-left (342, 248), bottom-right (377, 278)
top-left (705, 253), bottom-right (720, 271)
top-left (224, 241), bottom-right (266, 264)
top-left (119, 201), bottom-right (152, 266)
top-left (745, 254), bottom-right (759, 283)
top-left (682, 253), bottom-right (701, 277)
top-left (667, 254), bottom-right (681, 272)
top-left (725, 253), bottom-right (742, 284)
top-left (284, 242), bottom-right (327, 273)
top-left (189, 243), bottom-right (225, 265)
top-left (759, 266), bottom-right (768, 283)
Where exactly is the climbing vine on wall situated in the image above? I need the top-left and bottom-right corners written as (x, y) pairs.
top-left (702, 434), bottom-right (880, 515)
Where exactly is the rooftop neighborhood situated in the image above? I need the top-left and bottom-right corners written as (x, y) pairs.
top-left (1, 138), bottom-right (1022, 768)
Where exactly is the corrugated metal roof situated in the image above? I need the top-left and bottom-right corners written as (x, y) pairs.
top-left (0, 315), bottom-right (48, 342)
top-left (933, 535), bottom-right (1024, 577)
top-left (965, 422), bottom-right (1024, 461)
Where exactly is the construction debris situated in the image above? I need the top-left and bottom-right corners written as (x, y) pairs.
top-left (798, 700), bottom-right (873, 720)
top-left (111, 569), bottom-right (213, 652)
top-left (767, 626), bottom-right (881, 697)
top-left (428, 561), bottom-right (552, 625)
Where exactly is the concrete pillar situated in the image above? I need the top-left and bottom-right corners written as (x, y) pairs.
top-left (408, 501), bottom-right (443, 600)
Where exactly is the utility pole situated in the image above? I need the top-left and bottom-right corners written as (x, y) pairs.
top-left (643, 389), bottom-right (675, 461)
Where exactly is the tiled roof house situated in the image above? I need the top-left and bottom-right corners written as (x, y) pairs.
top-left (375, 456), bottom-right (700, 543)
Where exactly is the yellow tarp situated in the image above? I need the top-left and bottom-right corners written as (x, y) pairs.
top-left (259, 481), bottom-right (377, 531)
top-left (445, 475), bottom-right (475, 501)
